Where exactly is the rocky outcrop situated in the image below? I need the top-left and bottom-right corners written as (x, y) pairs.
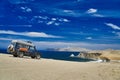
top-left (78, 50), bottom-right (120, 62)
top-left (77, 52), bottom-right (102, 60)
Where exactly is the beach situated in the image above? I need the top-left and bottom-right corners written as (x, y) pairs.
top-left (0, 53), bottom-right (120, 80)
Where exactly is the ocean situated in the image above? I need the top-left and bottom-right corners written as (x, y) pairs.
top-left (0, 49), bottom-right (95, 62)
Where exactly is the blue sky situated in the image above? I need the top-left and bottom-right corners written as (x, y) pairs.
top-left (0, 0), bottom-right (120, 50)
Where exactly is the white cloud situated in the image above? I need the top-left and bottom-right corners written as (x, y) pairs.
top-left (34, 41), bottom-right (120, 50)
top-left (0, 30), bottom-right (17, 35)
top-left (86, 37), bottom-right (92, 40)
top-left (25, 32), bottom-right (57, 38)
top-left (26, 8), bottom-right (32, 12)
top-left (58, 18), bottom-right (70, 22)
top-left (46, 21), bottom-right (60, 26)
top-left (54, 23), bottom-right (60, 26)
top-left (0, 38), bottom-right (28, 41)
top-left (63, 10), bottom-right (73, 13)
top-left (20, 6), bottom-right (32, 12)
top-left (32, 15), bottom-right (70, 26)
top-left (87, 8), bottom-right (97, 14)
top-left (47, 17), bottom-right (70, 26)
top-left (51, 18), bottom-right (57, 21)
top-left (21, 6), bottom-right (26, 10)
top-left (86, 8), bottom-right (105, 18)
top-left (0, 30), bottom-right (62, 38)
top-left (46, 21), bottom-right (54, 25)
top-left (92, 14), bottom-right (104, 17)
top-left (63, 19), bottom-right (70, 22)
top-left (62, 10), bottom-right (83, 17)
top-left (50, 8), bottom-right (82, 17)
top-left (33, 16), bottom-right (48, 20)
top-left (51, 17), bottom-right (70, 23)
top-left (0, 38), bottom-right (13, 41)
top-left (0, 39), bottom-right (120, 50)
top-left (105, 23), bottom-right (120, 30)
top-left (31, 16), bottom-right (49, 24)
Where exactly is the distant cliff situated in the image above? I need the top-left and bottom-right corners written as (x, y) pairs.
top-left (54, 47), bottom-right (91, 52)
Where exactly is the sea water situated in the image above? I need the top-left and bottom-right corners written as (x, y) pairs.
top-left (0, 49), bottom-right (95, 62)
top-left (39, 50), bottom-right (95, 62)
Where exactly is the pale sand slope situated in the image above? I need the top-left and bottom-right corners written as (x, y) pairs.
top-left (0, 53), bottom-right (120, 80)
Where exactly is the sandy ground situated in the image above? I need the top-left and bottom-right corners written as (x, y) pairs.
top-left (0, 53), bottom-right (120, 80)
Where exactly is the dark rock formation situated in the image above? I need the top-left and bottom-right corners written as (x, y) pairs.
top-left (77, 52), bottom-right (102, 60)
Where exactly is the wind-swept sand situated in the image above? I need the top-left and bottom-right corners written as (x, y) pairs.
top-left (0, 53), bottom-right (120, 80)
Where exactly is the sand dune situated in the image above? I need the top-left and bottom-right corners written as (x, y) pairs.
top-left (0, 53), bottom-right (120, 80)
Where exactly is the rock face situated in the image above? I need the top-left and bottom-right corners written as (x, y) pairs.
top-left (77, 49), bottom-right (120, 61)
top-left (78, 52), bottom-right (102, 60)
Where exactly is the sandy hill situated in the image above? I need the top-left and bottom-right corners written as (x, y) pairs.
top-left (78, 49), bottom-right (120, 60)
top-left (99, 49), bottom-right (120, 60)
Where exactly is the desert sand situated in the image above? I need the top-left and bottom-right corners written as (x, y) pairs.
top-left (0, 53), bottom-right (120, 80)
